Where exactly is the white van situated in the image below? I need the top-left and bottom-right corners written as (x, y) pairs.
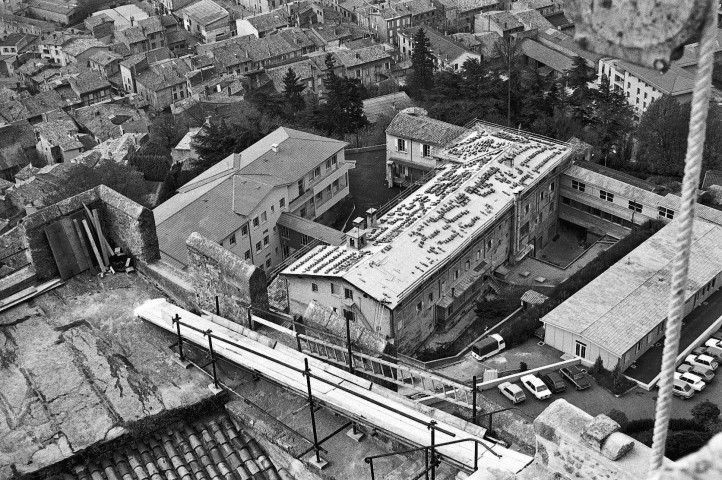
top-left (471, 334), bottom-right (505, 361)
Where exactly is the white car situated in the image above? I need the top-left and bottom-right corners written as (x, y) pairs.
top-left (498, 381), bottom-right (526, 404)
top-left (706, 338), bottom-right (722, 349)
top-left (678, 363), bottom-right (715, 382)
top-left (674, 371), bottom-right (706, 392)
top-left (686, 354), bottom-right (719, 371)
top-left (520, 374), bottom-right (552, 400)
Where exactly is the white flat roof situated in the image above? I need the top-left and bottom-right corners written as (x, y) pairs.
top-left (542, 219), bottom-right (722, 357)
top-left (283, 122), bottom-right (573, 308)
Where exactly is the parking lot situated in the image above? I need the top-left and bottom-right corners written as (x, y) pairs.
top-left (436, 338), bottom-right (722, 422)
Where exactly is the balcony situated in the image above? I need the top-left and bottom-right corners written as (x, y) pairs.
top-left (288, 188), bottom-right (314, 212)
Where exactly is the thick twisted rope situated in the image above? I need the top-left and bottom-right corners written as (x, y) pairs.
top-left (647, 4), bottom-right (718, 475)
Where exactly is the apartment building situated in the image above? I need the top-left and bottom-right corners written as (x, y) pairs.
top-left (398, 25), bottom-right (481, 71)
top-left (180, 0), bottom-right (231, 43)
top-left (154, 127), bottom-right (351, 270)
top-left (384, 108), bottom-right (468, 186)
top-left (283, 117), bottom-right (575, 352)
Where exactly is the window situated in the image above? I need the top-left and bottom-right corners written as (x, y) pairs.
top-left (422, 144), bottom-right (431, 157)
top-left (454, 270), bottom-right (459, 280)
top-left (265, 259), bottom-right (272, 268)
top-left (263, 236), bottom-right (269, 246)
top-left (416, 302), bottom-right (422, 312)
top-left (465, 260), bottom-right (470, 270)
top-left (314, 166), bottom-right (321, 178)
top-left (301, 234), bottom-right (310, 245)
top-left (253, 216), bottom-right (259, 227)
top-left (298, 179), bottom-right (305, 196)
top-left (255, 242), bottom-right (262, 253)
top-left (279, 225), bottom-right (289, 238)
top-left (332, 179), bottom-right (339, 192)
top-left (331, 283), bottom-right (337, 294)
top-left (326, 185), bottom-right (331, 195)
top-left (428, 292), bottom-right (433, 302)
top-left (658, 206), bottom-right (675, 219)
top-left (315, 192), bottom-right (323, 203)
top-left (549, 181), bottom-right (555, 192)
top-left (229, 233), bottom-right (236, 246)
top-left (524, 204), bottom-right (530, 214)
top-left (241, 224), bottom-right (248, 236)
top-left (311, 283), bottom-right (318, 292)
top-left (571, 180), bottom-right (585, 192)
top-left (300, 207), bottom-right (306, 218)
top-left (344, 288), bottom-right (353, 299)
top-left (244, 250), bottom-right (251, 260)
top-left (540, 191), bottom-right (545, 201)
top-left (599, 190), bottom-right (614, 202)
top-left (636, 339), bottom-right (643, 352)
top-left (326, 158), bottom-right (331, 169)
top-left (271, 205), bottom-right (275, 213)
top-left (628, 200), bottom-right (643, 213)
top-left (261, 212), bottom-right (267, 223)
top-left (331, 154), bottom-right (337, 166)
top-left (397, 138), bottom-right (407, 152)
top-left (343, 309), bottom-right (355, 322)
top-left (280, 198), bottom-right (286, 208)
top-left (575, 341), bottom-right (587, 359)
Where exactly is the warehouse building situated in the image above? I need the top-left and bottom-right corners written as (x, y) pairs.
top-left (541, 219), bottom-right (722, 372)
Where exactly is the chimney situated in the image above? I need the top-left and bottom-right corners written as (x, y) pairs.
top-left (366, 208), bottom-right (378, 228)
top-left (271, 143), bottom-right (279, 152)
top-left (352, 216), bottom-right (366, 230)
top-left (233, 152), bottom-right (241, 169)
top-left (131, 16), bottom-right (135, 26)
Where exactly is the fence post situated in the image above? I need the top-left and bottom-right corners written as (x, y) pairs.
top-left (304, 358), bottom-right (326, 468)
top-left (429, 421), bottom-right (437, 480)
top-left (204, 329), bottom-right (219, 390)
top-left (172, 314), bottom-right (184, 361)
top-left (215, 296), bottom-right (220, 316)
top-left (472, 375), bottom-right (477, 425)
top-left (247, 306), bottom-right (255, 330)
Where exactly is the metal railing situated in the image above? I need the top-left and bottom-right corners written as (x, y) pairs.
top-left (167, 313), bottom-right (460, 467)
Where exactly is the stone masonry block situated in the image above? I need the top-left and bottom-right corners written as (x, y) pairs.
top-left (55, 189), bottom-right (99, 215)
top-left (582, 414), bottom-right (620, 452)
top-left (601, 432), bottom-right (635, 461)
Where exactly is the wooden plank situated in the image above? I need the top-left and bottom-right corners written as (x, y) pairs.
top-left (72, 219), bottom-right (95, 268)
top-left (92, 209), bottom-right (113, 256)
top-left (1, 286), bottom-right (36, 306)
top-left (44, 222), bottom-right (81, 280)
top-left (60, 218), bottom-right (89, 272)
top-left (91, 210), bottom-right (110, 266)
top-left (0, 280), bottom-right (63, 313)
top-left (82, 219), bottom-right (105, 271)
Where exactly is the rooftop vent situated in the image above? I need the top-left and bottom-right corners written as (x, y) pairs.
top-left (271, 143), bottom-right (279, 153)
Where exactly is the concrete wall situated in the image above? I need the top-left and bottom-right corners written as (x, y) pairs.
top-left (186, 232), bottom-right (269, 327)
top-left (20, 186), bottom-right (160, 280)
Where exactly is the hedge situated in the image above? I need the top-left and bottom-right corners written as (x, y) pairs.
top-left (499, 220), bottom-right (665, 346)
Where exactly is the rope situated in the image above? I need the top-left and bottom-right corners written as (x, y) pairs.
top-left (647, 4), bottom-right (718, 475)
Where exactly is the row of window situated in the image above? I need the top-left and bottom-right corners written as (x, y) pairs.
top-left (561, 196), bottom-right (636, 228)
top-left (396, 139), bottom-right (432, 157)
top-left (569, 181), bottom-right (675, 219)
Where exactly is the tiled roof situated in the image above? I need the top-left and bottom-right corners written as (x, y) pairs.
top-left (363, 91), bottom-right (416, 123)
top-left (542, 219), bottom-right (722, 357)
top-left (89, 49), bottom-right (123, 66)
top-left (117, 26), bottom-right (148, 46)
top-left (138, 16), bottom-right (164, 35)
top-left (537, 28), bottom-right (602, 65)
top-left (335, 44), bottom-right (390, 68)
top-left (511, 8), bottom-right (553, 30)
top-left (68, 70), bottom-right (111, 95)
top-left (243, 10), bottom-right (289, 32)
top-left (136, 57), bottom-right (192, 92)
top-left (573, 161), bottom-right (658, 192)
top-left (85, 13), bottom-right (114, 28)
top-left (62, 37), bottom-right (106, 57)
top-left (482, 10), bottom-right (524, 30)
top-left (520, 38), bottom-right (573, 73)
top-left (62, 411), bottom-right (285, 480)
top-left (386, 111), bottom-right (469, 146)
top-left (521, 289), bottom-right (548, 305)
top-left (181, 0), bottom-right (229, 26)
top-left (612, 59), bottom-right (695, 95)
top-left (34, 118), bottom-right (85, 151)
top-left (702, 169), bottom-right (722, 189)
top-left (71, 103), bottom-right (149, 142)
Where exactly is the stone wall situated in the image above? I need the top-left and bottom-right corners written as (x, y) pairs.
top-left (19, 187), bottom-right (160, 281)
top-left (186, 232), bottom-right (269, 327)
top-left (532, 399), bottom-right (660, 480)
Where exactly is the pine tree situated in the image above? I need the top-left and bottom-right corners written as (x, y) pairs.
top-left (318, 54), bottom-right (368, 136)
top-left (567, 56), bottom-right (597, 126)
top-left (282, 67), bottom-right (305, 116)
top-left (590, 74), bottom-right (636, 163)
top-left (636, 95), bottom-right (690, 176)
top-left (408, 27), bottom-right (436, 95)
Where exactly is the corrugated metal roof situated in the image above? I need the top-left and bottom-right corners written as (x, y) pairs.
top-left (542, 220), bottom-right (722, 356)
top-left (521, 289), bottom-right (548, 305)
top-left (520, 38), bottom-right (573, 73)
top-left (363, 92), bottom-right (416, 124)
top-left (702, 169), bottom-right (722, 189)
top-left (277, 212), bottom-right (345, 245)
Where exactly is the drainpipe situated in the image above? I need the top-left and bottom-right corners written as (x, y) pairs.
top-left (509, 193), bottom-right (519, 265)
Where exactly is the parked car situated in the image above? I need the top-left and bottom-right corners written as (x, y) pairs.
top-left (559, 365), bottom-right (592, 390)
top-left (678, 363), bottom-right (715, 382)
top-left (706, 338), bottom-right (722, 349)
top-left (692, 347), bottom-right (722, 362)
top-left (540, 372), bottom-right (566, 393)
top-left (672, 379), bottom-right (695, 399)
top-left (497, 381), bottom-right (526, 404)
top-left (702, 343), bottom-right (722, 358)
top-left (521, 374), bottom-right (552, 400)
top-left (686, 354), bottom-right (719, 370)
top-left (674, 371), bottom-right (706, 391)
top-left (471, 334), bottom-right (505, 361)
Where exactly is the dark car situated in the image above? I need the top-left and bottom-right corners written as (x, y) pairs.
top-left (559, 365), bottom-right (592, 391)
top-left (540, 371), bottom-right (566, 393)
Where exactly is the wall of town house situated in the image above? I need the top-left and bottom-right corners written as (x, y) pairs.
top-left (517, 174), bottom-right (561, 255)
